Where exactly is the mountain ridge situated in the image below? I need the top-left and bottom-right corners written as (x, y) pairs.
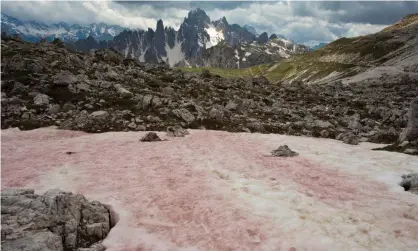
top-left (66, 8), bottom-right (309, 67)
top-left (1, 13), bottom-right (125, 42)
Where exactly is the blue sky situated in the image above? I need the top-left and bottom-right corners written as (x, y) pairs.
top-left (2, 1), bottom-right (418, 46)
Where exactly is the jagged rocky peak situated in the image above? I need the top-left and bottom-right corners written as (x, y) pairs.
top-left (1, 12), bottom-right (125, 42)
top-left (155, 19), bottom-right (166, 56)
top-left (186, 8), bottom-right (211, 28)
top-left (62, 8), bottom-right (310, 67)
top-left (257, 32), bottom-right (269, 44)
top-left (243, 24), bottom-right (258, 36)
top-left (269, 34), bottom-right (278, 40)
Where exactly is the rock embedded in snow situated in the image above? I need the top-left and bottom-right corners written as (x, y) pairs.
top-left (400, 173), bottom-right (418, 195)
top-left (140, 132), bottom-right (162, 142)
top-left (320, 129), bottom-right (330, 138)
top-left (337, 132), bottom-right (359, 145)
top-left (166, 125), bottom-right (189, 137)
top-left (271, 145), bottom-right (299, 157)
top-left (1, 188), bottom-right (111, 251)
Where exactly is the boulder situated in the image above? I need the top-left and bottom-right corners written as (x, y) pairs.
top-left (209, 105), bottom-right (225, 120)
top-left (399, 173), bottom-right (418, 195)
top-left (140, 132), bottom-right (162, 142)
top-left (271, 145), bottom-right (299, 157)
top-left (320, 129), bottom-right (330, 138)
top-left (337, 132), bottom-right (359, 145)
top-left (1, 188), bottom-right (112, 251)
top-left (114, 84), bottom-right (133, 98)
top-left (53, 72), bottom-right (78, 86)
top-left (399, 96), bottom-right (418, 142)
top-left (172, 108), bottom-right (195, 123)
top-left (89, 111), bottom-right (109, 121)
top-left (33, 93), bottom-right (50, 105)
top-left (166, 125), bottom-right (190, 137)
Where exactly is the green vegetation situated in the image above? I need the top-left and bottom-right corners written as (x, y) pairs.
top-left (179, 24), bottom-right (407, 83)
top-left (178, 59), bottom-right (357, 83)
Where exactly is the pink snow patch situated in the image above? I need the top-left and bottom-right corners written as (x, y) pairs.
top-left (2, 128), bottom-right (418, 250)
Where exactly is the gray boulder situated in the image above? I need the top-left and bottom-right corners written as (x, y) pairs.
top-left (53, 72), bottom-right (78, 86)
top-left (337, 132), bottom-right (359, 145)
top-left (172, 108), bottom-right (195, 123)
top-left (140, 132), bottom-right (161, 142)
top-left (166, 125), bottom-right (190, 137)
top-left (114, 84), bottom-right (133, 98)
top-left (400, 173), bottom-right (418, 195)
top-left (1, 188), bottom-right (112, 251)
top-left (33, 93), bottom-right (50, 105)
top-left (399, 96), bottom-right (418, 142)
top-left (89, 111), bottom-right (109, 122)
top-left (271, 145), bottom-right (299, 157)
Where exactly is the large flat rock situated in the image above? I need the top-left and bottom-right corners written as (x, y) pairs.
top-left (2, 128), bottom-right (418, 251)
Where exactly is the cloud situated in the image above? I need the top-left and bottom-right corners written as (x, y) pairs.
top-left (1, 1), bottom-right (416, 45)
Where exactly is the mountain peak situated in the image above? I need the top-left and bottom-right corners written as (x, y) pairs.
top-left (383, 13), bottom-right (418, 32)
top-left (185, 8), bottom-right (210, 28)
top-left (221, 16), bottom-right (228, 25)
top-left (188, 8), bottom-right (209, 19)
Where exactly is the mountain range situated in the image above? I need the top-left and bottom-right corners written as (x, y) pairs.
top-left (1, 13), bottom-right (125, 42)
top-left (1, 9), bottom-right (310, 68)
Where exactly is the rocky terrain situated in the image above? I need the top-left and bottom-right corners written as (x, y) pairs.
top-left (1, 32), bottom-right (417, 155)
top-left (1, 188), bottom-right (113, 251)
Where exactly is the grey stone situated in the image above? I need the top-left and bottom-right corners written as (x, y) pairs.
top-left (33, 93), bottom-right (50, 105)
top-left (399, 96), bottom-right (418, 142)
top-left (1, 188), bottom-right (111, 251)
top-left (320, 129), bottom-right (330, 138)
top-left (399, 173), bottom-right (418, 195)
top-left (142, 95), bottom-right (153, 109)
top-left (127, 122), bottom-right (137, 129)
top-left (209, 105), bottom-right (225, 120)
top-left (225, 101), bottom-right (238, 111)
top-left (53, 72), bottom-right (78, 86)
top-left (166, 125), bottom-right (190, 137)
top-left (271, 145), bottom-right (299, 157)
top-left (48, 104), bottom-right (60, 114)
top-left (140, 132), bottom-right (161, 142)
top-left (172, 108), bottom-right (195, 123)
top-left (89, 111), bottom-right (109, 121)
top-left (114, 84), bottom-right (133, 98)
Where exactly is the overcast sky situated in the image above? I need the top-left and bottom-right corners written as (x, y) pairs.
top-left (2, 1), bottom-right (418, 46)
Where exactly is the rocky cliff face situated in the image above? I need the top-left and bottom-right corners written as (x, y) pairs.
top-left (1, 33), bottom-right (417, 154)
top-left (1, 188), bottom-right (112, 251)
top-left (177, 37), bottom-right (310, 68)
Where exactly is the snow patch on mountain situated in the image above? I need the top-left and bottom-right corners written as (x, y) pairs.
top-left (165, 43), bottom-right (185, 67)
top-left (234, 49), bottom-right (240, 69)
top-left (205, 24), bottom-right (224, 49)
